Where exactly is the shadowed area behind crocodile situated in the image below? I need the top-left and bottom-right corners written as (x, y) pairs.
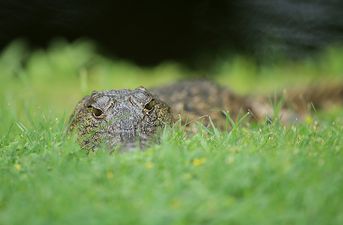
top-left (150, 80), bottom-right (343, 129)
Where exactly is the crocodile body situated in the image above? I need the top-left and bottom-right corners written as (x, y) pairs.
top-left (69, 80), bottom-right (343, 151)
top-left (69, 87), bottom-right (172, 150)
top-left (151, 80), bottom-right (275, 128)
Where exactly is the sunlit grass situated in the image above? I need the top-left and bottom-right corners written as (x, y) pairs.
top-left (0, 40), bottom-right (342, 225)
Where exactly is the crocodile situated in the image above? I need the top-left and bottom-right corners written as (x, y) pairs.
top-left (68, 87), bottom-right (172, 150)
top-left (69, 80), bottom-right (343, 151)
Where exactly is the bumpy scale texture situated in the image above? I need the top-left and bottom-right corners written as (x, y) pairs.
top-left (69, 87), bottom-right (172, 151)
top-left (151, 80), bottom-right (264, 128)
top-left (70, 80), bottom-right (343, 151)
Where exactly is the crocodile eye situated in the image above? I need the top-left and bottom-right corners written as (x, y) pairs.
top-left (88, 106), bottom-right (104, 119)
top-left (144, 99), bottom-right (156, 111)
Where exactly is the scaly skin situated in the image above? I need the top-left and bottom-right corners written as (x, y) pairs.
top-left (151, 80), bottom-right (265, 129)
top-left (70, 80), bottom-right (343, 151)
top-left (69, 87), bottom-right (172, 151)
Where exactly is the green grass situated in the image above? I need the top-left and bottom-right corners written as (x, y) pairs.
top-left (1, 40), bottom-right (343, 225)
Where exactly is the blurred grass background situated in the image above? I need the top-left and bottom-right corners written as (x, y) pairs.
top-left (1, 39), bottom-right (342, 117)
top-left (0, 40), bottom-right (343, 225)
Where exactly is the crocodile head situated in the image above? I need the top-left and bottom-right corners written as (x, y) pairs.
top-left (69, 87), bottom-right (172, 151)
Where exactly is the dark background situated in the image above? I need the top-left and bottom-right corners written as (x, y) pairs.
top-left (0, 0), bottom-right (343, 67)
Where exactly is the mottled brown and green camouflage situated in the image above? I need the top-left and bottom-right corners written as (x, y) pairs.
top-left (69, 80), bottom-right (343, 151)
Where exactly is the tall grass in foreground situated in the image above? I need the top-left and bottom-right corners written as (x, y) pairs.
top-left (0, 40), bottom-right (343, 225)
top-left (1, 111), bottom-right (342, 225)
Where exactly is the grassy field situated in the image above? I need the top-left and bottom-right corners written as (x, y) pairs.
top-left (0, 40), bottom-right (343, 225)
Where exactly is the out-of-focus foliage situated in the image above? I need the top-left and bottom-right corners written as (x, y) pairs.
top-left (0, 40), bottom-right (342, 225)
top-left (1, 0), bottom-right (343, 66)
